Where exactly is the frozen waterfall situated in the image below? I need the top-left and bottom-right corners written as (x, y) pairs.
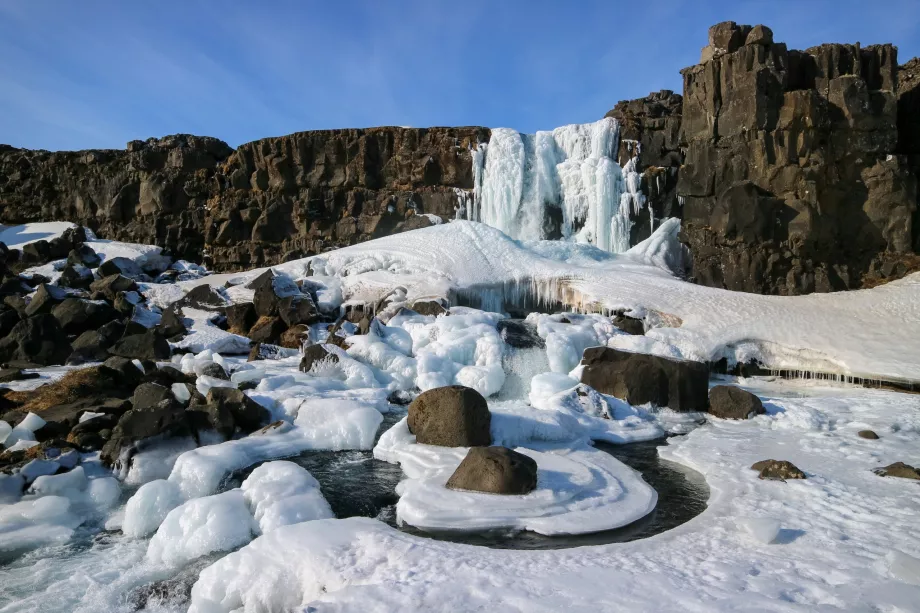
top-left (469, 118), bottom-right (646, 253)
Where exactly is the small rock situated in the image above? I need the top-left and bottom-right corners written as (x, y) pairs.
top-left (24, 284), bottom-right (69, 317)
top-left (612, 314), bottom-right (645, 335)
top-left (225, 302), bottom-right (257, 335)
top-left (874, 462), bottom-right (920, 480)
top-left (708, 385), bottom-right (765, 420)
top-left (751, 459), bottom-right (806, 481)
top-left (199, 363), bottom-right (229, 381)
top-left (408, 299), bottom-right (448, 317)
top-left (67, 244), bottom-right (102, 268)
top-left (248, 316), bottom-right (287, 345)
top-left (858, 430), bottom-right (880, 440)
top-left (446, 446), bottom-right (538, 495)
top-left (299, 344), bottom-right (338, 373)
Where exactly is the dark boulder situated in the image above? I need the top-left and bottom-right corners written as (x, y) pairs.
top-left (100, 399), bottom-right (190, 467)
top-left (225, 302), bottom-right (257, 335)
top-left (0, 309), bottom-right (21, 338)
top-left (67, 244), bottom-right (101, 268)
top-left (24, 284), bottom-right (69, 317)
top-left (446, 446), bottom-right (538, 495)
top-left (278, 294), bottom-right (319, 327)
top-left (157, 307), bottom-right (188, 339)
top-left (98, 257), bottom-right (142, 279)
top-left (20, 240), bottom-right (52, 264)
top-left (186, 402), bottom-right (236, 439)
top-left (496, 319), bottom-right (544, 349)
top-left (58, 264), bottom-right (94, 289)
top-left (142, 365), bottom-right (194, 388)
top-left (708, 385), bottom-right (765, 419)
top-left (580, 347), bottom-right (710, 412)
top-left (132, 383), bottom-right (176, 411)
top-left (407, 385), bottom-right (492, 447)
top-left (0, 314), bottom-right (72, 366)
top-left (89, 274), bottom-right (138, 301)
top-left (205, 387), bottom-right (268, 432)
top-left (199, 362), bottom-right (229, 380)
top-left (299, 344), bottom-right (338, 372)
top-left (612, 314), bottom-right (645, 336)
top-left (249, 270), bottom-right (303, 318)
top-left (176, 284), bottom-right (227, 310)
top-left (858, 430), bottom-right (880, 440)
top-left (751, 460), bottom-right (806, 481)
top-left (109, 330), bottom-right (171, 361)
top-left (51, 298), bottom-right (120, 334)
top-left (0, 277), bottom-right (31, 298)
top-left (248, 316), bottom-right (287, 345)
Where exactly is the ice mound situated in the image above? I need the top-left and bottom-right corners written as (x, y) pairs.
top-left (144, 461), bottom-right (331, 566)
top-left (241, 461), bottom-right (333, 534)
top-left (374, 417), bottom-right (657, 535)
top-left (146, 489), bottom-right (255, 567)
top-left (165, 396), bottom-right (384, 500)
top-left (122, 479), bottom-right (183, 538)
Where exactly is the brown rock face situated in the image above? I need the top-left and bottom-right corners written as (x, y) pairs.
top-left (0, 127), bottom-right (489, 272)
top-left (677, 21), bottom-right (919, 294)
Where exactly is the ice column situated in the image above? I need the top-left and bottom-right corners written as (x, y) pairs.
top-left (473, 117), bottom-right (644, 253)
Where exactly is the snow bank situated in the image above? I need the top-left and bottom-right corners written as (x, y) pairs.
top-left (146, 489), bottom-right (255, 567)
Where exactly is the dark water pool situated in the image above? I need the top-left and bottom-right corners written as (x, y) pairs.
top-left (235, 413), bottom-right (710, 550)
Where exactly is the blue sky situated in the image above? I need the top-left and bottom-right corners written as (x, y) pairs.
top-left (1, 0), bottom-right (918, 151)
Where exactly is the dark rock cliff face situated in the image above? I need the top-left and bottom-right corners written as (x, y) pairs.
top-left (605, 90), bottom-right (683, 245)
top-left (0, 127), bottom-right (489, 270)
top-left (675, 22), bottom-right (919, 294)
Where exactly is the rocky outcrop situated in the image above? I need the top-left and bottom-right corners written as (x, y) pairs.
top-left (677, 21), bottom-right (919, 294)
top-left (1, 128), bottom-right (489, 271)
top-left (605, 90), bottom-right (684, 244)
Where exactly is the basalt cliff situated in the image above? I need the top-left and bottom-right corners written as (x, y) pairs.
top-left (1, 21), bottom-right (918, 295)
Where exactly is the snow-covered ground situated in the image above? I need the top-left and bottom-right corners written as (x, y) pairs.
top-left (2, 219), bottom-right (920, 612)
top-left (154, 220), bottom-right (920, 382)
top-left (183, 380), bottom-right (920, 612)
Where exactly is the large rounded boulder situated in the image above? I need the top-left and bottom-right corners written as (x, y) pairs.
top-left (446, 446), bottom-right (538, 495)
top-left (407, 385), bottom-right (491, 447)
top-left (580, 347), bottom-right (709, 412)
top-left (708, 385), bottom-right (765, 419)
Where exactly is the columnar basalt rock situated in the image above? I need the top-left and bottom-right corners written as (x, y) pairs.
top-left (0, 127), bottom-right (489, 271)
top-left (605, 90), bottom-right (684, 244)
top-left (676, 21), bottom-right (919, 294)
